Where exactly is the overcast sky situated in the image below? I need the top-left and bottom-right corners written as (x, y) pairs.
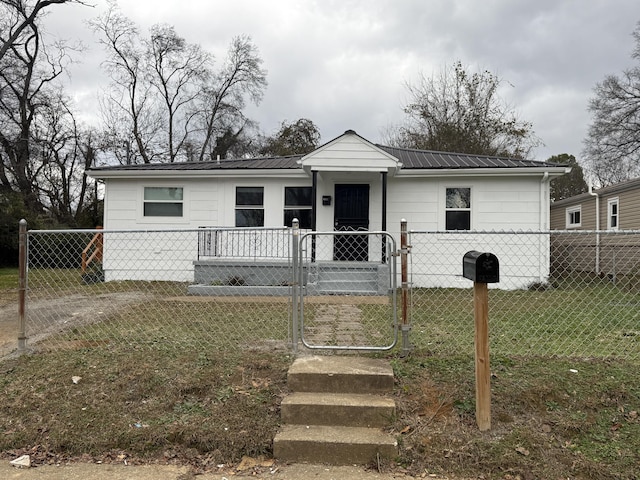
top-left (44, 0), bottom-right (639, 162)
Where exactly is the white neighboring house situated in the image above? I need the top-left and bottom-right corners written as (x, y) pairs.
top-left (87, 130), bottom-right (569, 289)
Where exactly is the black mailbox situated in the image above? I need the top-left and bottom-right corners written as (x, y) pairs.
top-left (463, 251), bottom-right (499, 283)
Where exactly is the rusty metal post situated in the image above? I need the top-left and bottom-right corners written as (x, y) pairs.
top-left (400, 219), bottom-right (411, 354)
top-left (18, 219), bottom-right (28, 352)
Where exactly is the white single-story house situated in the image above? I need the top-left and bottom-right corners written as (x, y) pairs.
top-left (87, 130), bottom-right (569, 290)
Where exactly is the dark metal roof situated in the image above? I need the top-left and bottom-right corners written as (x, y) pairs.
top-left (88, 154), bottom-right (304, 172)
top-left (88, 146), bottom-right (563, 173)
top-left (377, 145), bottom-right (561, 169)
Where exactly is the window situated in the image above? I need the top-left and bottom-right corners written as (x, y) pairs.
top-left (566, 206), bottom-right (581, 228)
top-left (284, 186), bottom-right (313, 228)
top-left (445, 187), bottom-right (471, 230)
top-left (143, 187), bottom-right (183, 217)
top-left (235, 187), bottom-right (264, 227)
top-left (608, 198), bottom-right (619, 230)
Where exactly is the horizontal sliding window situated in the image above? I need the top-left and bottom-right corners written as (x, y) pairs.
top-left (143, 187), bottom-right (183, 217)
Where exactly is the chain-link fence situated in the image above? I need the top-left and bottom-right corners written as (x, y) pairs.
top-left (10, 224), bottom-right (640, 360)
top-left (409, 230), bottom-right (640, 359)
top-left (22, 227), bottom-right (294, 354)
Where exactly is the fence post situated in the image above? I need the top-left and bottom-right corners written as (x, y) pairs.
top-left (400, 219), bottom-right (411, 354)
top-left (474, 281), bottom-right (491, 431)
top-left (18, 219), bottom-right (27, 352)
top-left (291, 219), bottom-right (299, 353)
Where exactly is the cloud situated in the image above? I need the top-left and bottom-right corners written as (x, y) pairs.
top-left (41, 0), bottom-right (640, 161)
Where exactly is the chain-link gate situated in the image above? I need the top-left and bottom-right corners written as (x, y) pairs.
top-left (292, 229), bottom-right (399, 351)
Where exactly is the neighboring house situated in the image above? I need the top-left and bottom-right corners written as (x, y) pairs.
top-left (550, 177), bottom-right (640, 276)
top-left (87, 130), bottom-right (569, 289)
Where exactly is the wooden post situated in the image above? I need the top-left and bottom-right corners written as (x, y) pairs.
top-left (474, 281), bottom-right (491, 431)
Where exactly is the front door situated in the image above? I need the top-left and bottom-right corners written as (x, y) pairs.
top-left (334, 184), bottom-right (369, 261)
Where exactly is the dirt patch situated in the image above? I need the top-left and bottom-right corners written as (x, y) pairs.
top-left (166, 294), bottom-right (390, 304)
top-left (0, 291), bottom-right (151, 357)
top-left (0, 290), bottom-right (19, 356)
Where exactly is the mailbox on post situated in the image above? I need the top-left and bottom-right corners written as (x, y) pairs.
top-left (462, 250), bottom-right (499, 432)
top-left (463, 251), bottom-right (499, 284)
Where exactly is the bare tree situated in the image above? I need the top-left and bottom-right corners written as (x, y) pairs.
top-left (389, 61), bottom-right (540, 158)
top-left (195, 35), bottom-right (267, 161)
top-left (92, 5), bottom-right (267, 164)
top-left (34, 91), bottom-right (97, 226)
top-left (146, 24), bottom-right (210, 162)
top-left (0, 8), bottom-right (70, 213)
top-left (90, 3), bottom-right (160, 164)
top-left (0, 0), bottom-right (94, 224)
top-left (0, 0), bottom-right (84, 61)
top-left (583, 22), bottom-right (640, 187)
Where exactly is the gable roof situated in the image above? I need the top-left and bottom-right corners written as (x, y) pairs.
top-left (87, 130), bottom-right (568, 179)
top-left (299, 130), bottom-right (402, 174)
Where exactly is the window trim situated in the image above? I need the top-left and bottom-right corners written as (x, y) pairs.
top-left (444, 186), bottom-right (472, 231)
top-left (142, 186), bottom-right (185, 220)
top-left (566, 205), bottom-right (582, 228)
top-left (235, 186), bottom-right (264, 227)
top-left (607, 197), bottom-right (619, 230)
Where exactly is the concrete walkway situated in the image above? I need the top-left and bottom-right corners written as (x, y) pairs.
top-left (304, 303), bottom-right (369, 347)
top-left (304, 295), bottom-right (392, 347)
top-left (0, 462), bottom-right (466, 479)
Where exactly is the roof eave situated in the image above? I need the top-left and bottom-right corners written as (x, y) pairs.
top-left (397, 166), bottom-right (570, 178)
top-left (87, 168), bottom-right (306, 180)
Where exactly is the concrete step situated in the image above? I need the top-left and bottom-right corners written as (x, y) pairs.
top-left (273, 424), bottom-right (398, 465)
top-left (315, 280), bottom-right (379, 293)
top-left (281, 392), bottom-right (396, 428)
top-left (316, 270), bottom-right (378, 282)
top-left (287, 356), bottom-right (394, 394)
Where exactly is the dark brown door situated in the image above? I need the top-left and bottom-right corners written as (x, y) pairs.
top-left (334, 184), bottom-right (369, 261)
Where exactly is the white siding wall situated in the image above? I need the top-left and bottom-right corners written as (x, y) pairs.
top-left (103, 178), bottom-right (222, 282)
top-left (101, 173), bottom-right (549, 288)
top-left (385, 175), bottom-right (548, 289)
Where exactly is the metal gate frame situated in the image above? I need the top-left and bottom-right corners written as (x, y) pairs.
top-left (291, 226), bottom-right (399, 352)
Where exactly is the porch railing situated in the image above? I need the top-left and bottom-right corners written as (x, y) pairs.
top-left (81, 226), bottom-right (103, 273)
top-left (197, 226), bottom-right (291, 260)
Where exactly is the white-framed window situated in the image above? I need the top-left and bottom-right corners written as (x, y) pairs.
top-left (235, 186), bottom-right (264, 227)
top-left (284, 186), bottom-right (312, 228)
top-left (143, 187), bottom-right (183, 217)
top-left (607, 197), bottom-right (619, 230)
top-left (566, 205), bottom-right (581, 228)
top-left (445, 187), bottom-right (471, 230)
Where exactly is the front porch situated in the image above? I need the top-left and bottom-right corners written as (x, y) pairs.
top-left (187, 259), bottom-right (391, 296)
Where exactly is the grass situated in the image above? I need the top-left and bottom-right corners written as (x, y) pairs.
top-left (409, 277), bottom-right (640, 359)
top-left (390, 353), bottom-right (640, 479)
top-left (0, 268), bottom-right (18, 305)
top-left (1, 345), bottom-right (639, 478)
top-left (2, 269), bottom-right (640, 477)
top-left (0, 344), bottom-right (291, 469)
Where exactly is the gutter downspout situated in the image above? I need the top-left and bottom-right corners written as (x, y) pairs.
top-left (540, 172), bottom-right (549, 282)
top-left (589, 184), bottom-right (600, 274)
